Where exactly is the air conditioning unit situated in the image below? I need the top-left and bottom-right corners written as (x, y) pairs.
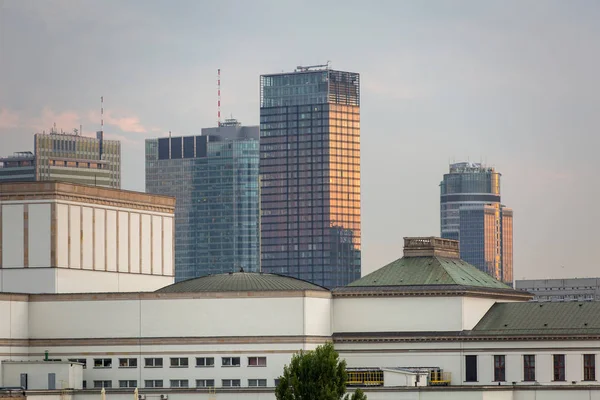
top-left (160, 395), bottom-right (168, 400)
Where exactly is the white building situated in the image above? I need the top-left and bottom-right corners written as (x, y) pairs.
top-left (0, 182), bottom-right (175, 293)
top-left (1, 235), bottom-right (599, 400)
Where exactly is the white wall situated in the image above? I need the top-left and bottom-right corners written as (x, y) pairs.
top-left (151, 215), bottom-right (162, 274)
top-left (163, 216), bottom-right (173, 276)
top-left (106, 210), bottom-right (117, 272)
top-left (1, 362), bottom-right (83, 390)
top-left (53, 269), bottom-right (173, 294)
top-left (303, 296), bottom-right (331, 336)
top-left (2, 204), bottom-right (24, 268)
top-left (0, 297), bottom-right (29, 339)
top-left (94, 208), bottom-right (105, 271)
top-left (140, 215), bottom-right (151, 274)
top-left (129, 213), bottom-right (140, 274)
top-left (81, 207), bottom-right (93, 270)
top-left (56, 204), bottom-right (69, 268)
top-left (0, 268), bottom-right (56, 293)
top-left (117, 212), bottom-right (128, 273)
top-left (462, 298), bottom-right (499, 330)
top-left (69, 205), bottom-right (81, 269)
top-left (28, 204), bottom-right (51, 268)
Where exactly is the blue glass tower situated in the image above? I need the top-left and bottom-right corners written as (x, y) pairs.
top-left (146, 120), bottom-right (260, 281)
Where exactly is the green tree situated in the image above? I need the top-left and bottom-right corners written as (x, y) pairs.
top-left (275, 342), bottom-right (367, 400)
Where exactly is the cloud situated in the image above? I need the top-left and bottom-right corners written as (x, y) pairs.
top-left (0, 109), bottom-right (20, 129)
top-left (104, 111), bottom-right (147, 133)
top-left (30, 108), bottom-right (83, 133)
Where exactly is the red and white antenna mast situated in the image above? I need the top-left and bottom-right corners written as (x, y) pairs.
top-left (217, 69), bottom-right (221, 127)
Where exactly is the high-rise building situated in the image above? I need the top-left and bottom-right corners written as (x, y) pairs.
top-left (0, 130), bottom-right (121, 188)
top-left (260, 65), bottom-right (361, 288)
top-left (440, 162), bottom-right (513, 284)
top-left (145, 119), bottom-right (260, 282)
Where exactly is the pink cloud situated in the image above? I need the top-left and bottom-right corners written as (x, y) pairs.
top-left (104, 111), bottom-right (147, 133)
top-left (0, 109), bottom-right (20, 129)
top-left (32, 108), bottom-right (83, 134)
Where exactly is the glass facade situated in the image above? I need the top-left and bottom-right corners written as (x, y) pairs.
top-left (440, 162), bottom-right (513, 284)
top-left (146, 125), bottom-right (260, 282)
top-left (260, 68), bottom-right (361, 288)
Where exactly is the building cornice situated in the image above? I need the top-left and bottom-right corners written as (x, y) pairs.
top-left (332, 288), bottom-right (531, 301)
top-left (333, 332), bottom-right (600, 343)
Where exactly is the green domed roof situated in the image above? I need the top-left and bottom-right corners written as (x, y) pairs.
top-left (156, 272), bottom-right (327, 293)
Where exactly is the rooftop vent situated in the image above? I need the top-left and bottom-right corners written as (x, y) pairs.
top-left (403, 237), bottom-right (460, 259)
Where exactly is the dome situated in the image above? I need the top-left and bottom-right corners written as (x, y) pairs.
top-left (156, 272), bottom-right (328, 293)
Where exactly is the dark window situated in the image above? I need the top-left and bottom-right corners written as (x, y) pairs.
top-left (183, 136), bottom-right (195, 158)
top-left (584, 354), bottom-right (596, 381)
top-left (465, 355), bottom-right (478, 382)
top-left (170, 137), bottom-right (182, 159)
top-left (196, 136), bottom-right (208, 158)
top-left (158, 138), bottom-right (170, 160)
top-left (524, 355), bottom-right (536, 381)
top-left (494, 355), bottom-right (505, 381)
top-left (553, 354), bottom-right (565, 381)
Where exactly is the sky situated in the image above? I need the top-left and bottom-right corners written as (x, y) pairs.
top-left (0, 0), bottom-right (599, 280)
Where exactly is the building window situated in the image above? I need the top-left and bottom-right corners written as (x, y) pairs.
top-left (93, 359), bottom-right (112, 369)
top-left (119, 380), bottom-right (137, 388)
top-left (274, 379), bottom-right (281, 387)
top-left (69, 359), bottom-right (87, 369)
top-left (584, 354), bottom-right (596, 381)
top-left (82, 381), bottom-right (87, 389)
top-left (248, 357), bottom-right (267, 367)
top-left (93, 381), bottom-right (112, 388)
top-left (222, 379), bottom-right (241, 387)
top-left (493, 355), bottom-right (506, 381)
top-left (248, 379), bottom-right (267, 387)
top-left (144, 358), bottom-right (163, 368)
top-left (119, 358), bottom-right (138, 368)
top-left (465, 355), bottom-right (477, 382)
top-left (524, 355), bottom-right (536, 381)
top-left (222, 357), bottom-right (241, 367)
top-left (170, 358), bottom-right (189, 368)
top-left (196, 379), bottom-right (215, 388)
top-left (553, 354), bottom-right (565, 381)
top-left (196, 357), bottom-right (215, 367)
top-left (170, 380), bottom-right (189, 388)
top-left (144, 380), bottom-right (163, 388)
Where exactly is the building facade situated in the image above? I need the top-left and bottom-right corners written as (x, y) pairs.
top-left (145, 120), bottom-right (260, 282)
top-left (440, 162), bottom-right (513, 284)
top-left (516, 278), bottom-right (600, 302)
top-left (260, 66), bottom-right (361, 288)
top-left (0, 131), bottom-right (121, 188)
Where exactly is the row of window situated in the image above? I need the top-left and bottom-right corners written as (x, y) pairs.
top-left (92, 379), bottom-right (270, 389)
top-left (73, 357), bottom-right (267, 369)
top-left (465, 354), bottom-right (596, 382)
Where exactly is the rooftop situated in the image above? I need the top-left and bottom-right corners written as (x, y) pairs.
top-left (156, 272), bottom-right (328, 293)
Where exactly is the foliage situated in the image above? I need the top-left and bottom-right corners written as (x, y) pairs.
top-left (275, 342), bottom-right (367, 400)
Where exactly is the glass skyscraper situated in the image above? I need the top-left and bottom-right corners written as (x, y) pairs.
top-left (440, 162), bottom-right (513, 284)
top-left (260, 66), bottom-right (361, 288)
top-left (146, 120), bottom-right (260, 282)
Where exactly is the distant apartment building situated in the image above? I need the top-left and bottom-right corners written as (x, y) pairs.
top-left (0, 130), bottom-right (121, 188)
top-left (146, 119), bottom-right (260, 282)
top-left (440, 162), bottom-right (513, 284)
top-left (515, 278), bottom-right (600, 302)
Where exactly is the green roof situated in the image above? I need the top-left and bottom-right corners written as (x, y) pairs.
top-left (156, 272), bottom-right (327, 293)
top-left (347, 256), bottom-right (511, 290)
top-left (472, 302), bottom-right (600, 336)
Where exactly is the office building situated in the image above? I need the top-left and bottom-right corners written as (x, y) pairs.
top-left (440, 162), bottom-right (513, 284)
top-left (260, 65), bottom-right (361, 288)
top-left (146, 119), bottom-right (260, 281)
top-left (0, 130), bottom-right (121, 188)
top-left (516, 278), bottom-right (600, 302)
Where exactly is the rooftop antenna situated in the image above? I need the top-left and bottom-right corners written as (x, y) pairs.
top-left (100, 96), bottom-right (104, 132)
top-left (217, 69), bottom-right (222, 127)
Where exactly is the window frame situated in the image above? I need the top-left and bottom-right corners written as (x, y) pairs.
top-left (118, 380), bottom-right (138, 388)
top-left (196, 357), bottom-right (215, 368)
top-left (247, 356), bottom-right (267, 367)
top-left (93, 359), bottom-right (112, 369)
top-left (222, 379), bottom-right (241, 387)
top-left (465, 355), bottom-right (478, 382)
top-left (118, 358), bottom-right (138, 368)
top-left (169, 379), bottom-right (189, 388)
top-left (553, 354), bottom-right (566, 381)
top-left (523, 355), bottom-right (536, 382)
top-left (584, 354), bottom-right (596, 381)
top-left (196, 379), bottom-right (215, 388)
top-left (93, 380), bottom-right (112, 388)
top-left (221, 357), bottom-right (241, 367)
top-left (144, 380), bottom-right (164, 388)
top-left (170, 357), bottom-right (189, 368)
top-left (493, 355), bottom-right (506, 382)
top-left (144, 358), bottom-right (163, 368)
top-left (248, 379), bottom-right (267, 387)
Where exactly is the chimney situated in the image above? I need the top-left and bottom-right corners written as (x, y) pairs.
top-left (403, 237), bottom-right (460, 259)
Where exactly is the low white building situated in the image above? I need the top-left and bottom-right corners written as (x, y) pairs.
top-left (0, 236), bottom-right (599, 400)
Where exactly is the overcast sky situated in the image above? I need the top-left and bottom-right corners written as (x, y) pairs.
top-left (1, 0), bottom-right (598, 280)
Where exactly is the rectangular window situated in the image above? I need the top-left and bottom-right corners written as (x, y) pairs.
top-left (465, 355), bottom-right (478, 382)
top-left (145, 358), bottom-right (163, 368)
top-left (196, 357), bottom-right (215, 367)
top-left (222, 379), bottom-right (241, 387)
top-left (494, 355), bottom-right (506, 382)
top-left (524, 355), bottom-right (536, 381)
top-left (144, 380), bottom-right (163, 388)
top-left (119, 358), bottom-right (137, 368)
top-left (93, 359), bottom-right (112, 368)
top-left (584, 354), bottom-right (596, 381)
top-left (274, 379), bottom-right (281, 387)
top-left (82, 381), bottom-right (87, 389)
top-left (196, 379), bottom-right (215, 388)
top-left (248, 379), bottom-right (267, 387)
top-left (119, 380), bottom-right (137, 388)
top-left (170, 358), bottom-right (189, 368)
top-left (222, 357), bottom-right (240, 367)
top-left (248, 357), bottom-right (267, 367)
top-left (68, 359), bottom-right (87, 369)
top-left (93, 381), bottom-right (112, 388)
top-left (553, 354), bottom-right (565, 381)
top-left (170, 380), bottom-right (189, 388)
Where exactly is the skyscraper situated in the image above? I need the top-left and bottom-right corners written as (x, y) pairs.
top-left (146, 119), bottom-right (260, 282)
top-left (260, 65), bottom-right (361, 288)
top-left (440, 162), bottom-right (513, 284)
top-left (0, 130), bottom-right (121, 188)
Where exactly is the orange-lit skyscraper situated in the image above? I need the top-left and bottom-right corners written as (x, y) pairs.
top-left (259, 66), bottom-right (361, 287)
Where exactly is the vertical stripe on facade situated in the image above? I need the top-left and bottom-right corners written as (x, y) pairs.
top-left (50, 202), bottom-right (57, 267)
top-left (0, 205), bottom-right (3, 268)
top-left (23, 204), bottom-right (29, 267)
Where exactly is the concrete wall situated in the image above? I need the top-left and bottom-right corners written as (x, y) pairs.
top-left (1, 362), bottom-right (83, 389)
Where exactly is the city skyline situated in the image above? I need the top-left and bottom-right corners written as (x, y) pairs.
top-left (1, 0), bottom-right (599, 281)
